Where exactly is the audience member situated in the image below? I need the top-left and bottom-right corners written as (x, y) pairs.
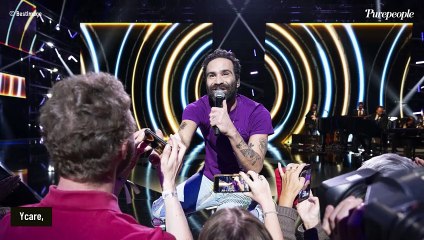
top-left (198, 170), bottom-right (283, 240)
top-left (275, 163), bottom-right (328, 240)
top-left (0, 73), bottom-right (192, 240)
top-left (304, 104), bottom-right (318, 135)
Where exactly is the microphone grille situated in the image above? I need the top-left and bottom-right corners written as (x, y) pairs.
top-left (214, 90), bottom-right (225, 99)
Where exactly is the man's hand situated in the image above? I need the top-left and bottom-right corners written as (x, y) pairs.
top-left (209, 100), bottom-right (236, 136)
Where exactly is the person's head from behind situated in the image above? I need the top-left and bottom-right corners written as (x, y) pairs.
top-left (198, 208), bottom-right (272, 240)
top-left (202, 49), bottom-right (241, 104)
top-left (39, 72), bottom-right (136, 184)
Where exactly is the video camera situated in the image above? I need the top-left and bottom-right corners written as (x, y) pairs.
top-left (317, 167), bottom-right (424, 240)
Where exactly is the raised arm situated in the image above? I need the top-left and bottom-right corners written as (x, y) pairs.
top-left (160, 134), bottom-right (193, 240)
top-left (177, 120), bottom-right (198, 149)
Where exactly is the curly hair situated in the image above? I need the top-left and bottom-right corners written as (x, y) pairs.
top-left (39, 72), bottom-right (136, 183)
top-left (202, 48), bottom-right (241, 81)
top-left (198, 208), bottom-right (272, 240)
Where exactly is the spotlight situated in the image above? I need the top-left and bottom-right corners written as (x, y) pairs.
top-left (416, 61), bottom-right (424, 65)
top-left (46, 42), bottom-right (54, 48)
top-left (39, 14), bottom-right (44, 23)
top-left (46, 93), bottom-right (52, 98)
top-left (39, 70), bottom-right (45, 78)
top-left (68, 55), bottom-right (78, 62)
top-left (52, 68), bottom-right (58, 72)
top-left (250, 71), bottom-right (258, 75)
top-left (67, 29), bottom-right (77, 38)
top-left (55, 24), bottom-right (60, 31)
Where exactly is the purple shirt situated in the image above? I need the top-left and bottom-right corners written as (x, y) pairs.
top-left (183, 94), bottom-right (274, 179)
top-left (0, 186), bottom-right (175, 240)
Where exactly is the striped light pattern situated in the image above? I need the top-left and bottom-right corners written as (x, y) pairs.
top-left (265, 23), bottom-right (412, 143)
top-left (0, 72), bottom-right (26, 98)
top-left (2, 0), bottom-right (37, 54)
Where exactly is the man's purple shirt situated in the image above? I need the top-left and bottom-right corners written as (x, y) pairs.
top-left (182, 94), bottom-right (274, 179)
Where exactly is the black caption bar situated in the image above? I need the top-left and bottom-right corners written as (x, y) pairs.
top-left (10, 207), bottom-right (52, 226)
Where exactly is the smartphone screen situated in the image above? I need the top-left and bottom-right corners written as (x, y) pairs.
top-left (298, 165), bottom-right (312, 203)
top-left (144, 129), bottom-right (167, 154)
top-left (213, 174), bottom-right (251, 193)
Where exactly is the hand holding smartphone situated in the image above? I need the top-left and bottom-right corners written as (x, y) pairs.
top-left (213, 174), bottom-right (251, 193)
top-left (144, 129), bottom-right (167, 154)
top-left (275, 164), bottom-right (312, 206)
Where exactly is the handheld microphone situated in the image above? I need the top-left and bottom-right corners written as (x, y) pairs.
top-left (214, 90), bottom-right (226, 136)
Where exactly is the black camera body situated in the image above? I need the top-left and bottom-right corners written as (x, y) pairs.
top-left (317, 167), bottom-right (424, 240)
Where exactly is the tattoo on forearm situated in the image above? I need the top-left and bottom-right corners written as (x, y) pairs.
top-left (236, 138), bottom-right (262, 166)
top-left (259, 138), bottom-right (267, 154)
top-left (179, 121), bottom-right (187, 131)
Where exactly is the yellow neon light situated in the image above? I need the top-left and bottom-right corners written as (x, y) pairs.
top-left (163, 23), bottom-right (212, 134)
top-left (399, 57), bottom-right (411, 118)
top-left (264, 54), bottom-right (283, 119)
top-left (268, 24), bottom-right (313, 137)
top-left (19, 10), bottom-right (36, 50)
top-left (131, 24), bottom-right (158, 130)
top-left (80, 52), bottom-right (86, 74)
top-left (194, 69), bottom-right (203, 101)
top-left (22, 0), bottom-right (36, 8)
top-left (325, 24), bottom-right (351, 115)
top-left (82, 23), bottom-right (172, 26)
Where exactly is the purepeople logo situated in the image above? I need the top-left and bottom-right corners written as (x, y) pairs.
top-left (9, 10), bottom-right (42, 17)
top-left (365, 9), bottom-right (414, 20)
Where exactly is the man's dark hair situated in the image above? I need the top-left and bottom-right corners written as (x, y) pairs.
top-left (202, 49), bottom-right (241, 81)
top-left (39, 72), bottom-right (135, 183)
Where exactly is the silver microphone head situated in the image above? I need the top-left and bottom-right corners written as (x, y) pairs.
top-left (214, 90), bottom-right (226, 99)
top-left (214, 90), bottom-right (226, 108)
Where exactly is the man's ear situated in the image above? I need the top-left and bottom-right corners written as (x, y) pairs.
top-left (237, 79), bottom-right (240, 88)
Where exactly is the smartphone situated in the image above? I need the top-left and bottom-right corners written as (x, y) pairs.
top-left (275, 164), bottom-right (312, 205)
top-left (144, 129), bottom-right (167, 154)
top-left (298, 165), bottom-right (312, 203)
top-left (213, 174), bottom-right (251, 193)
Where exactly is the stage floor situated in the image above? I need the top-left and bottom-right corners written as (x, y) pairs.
top-left (1, 138), bottom-right (422, 237)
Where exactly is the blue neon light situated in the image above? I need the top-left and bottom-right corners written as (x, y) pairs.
top-left (265, 39), bottom-right (296, 141)
top-left (380, 24), bottom-right (408, 106)
top-left (302, 25), bottom-right (332, 117)
top-left (80, 24), bottom-right (100, 73)
top-left (146, 24), bottom-right (179, 131)
top-left (115, 24), bottom-right (134, 77)
top-left (344, 24), bottom-right (364, 103)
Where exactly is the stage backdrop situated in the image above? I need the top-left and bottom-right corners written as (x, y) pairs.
top-left (80, 23), bottom-right (412, 144)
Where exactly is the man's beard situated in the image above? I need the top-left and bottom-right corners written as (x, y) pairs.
top-left (207, 81), bottom-right (238, 104)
